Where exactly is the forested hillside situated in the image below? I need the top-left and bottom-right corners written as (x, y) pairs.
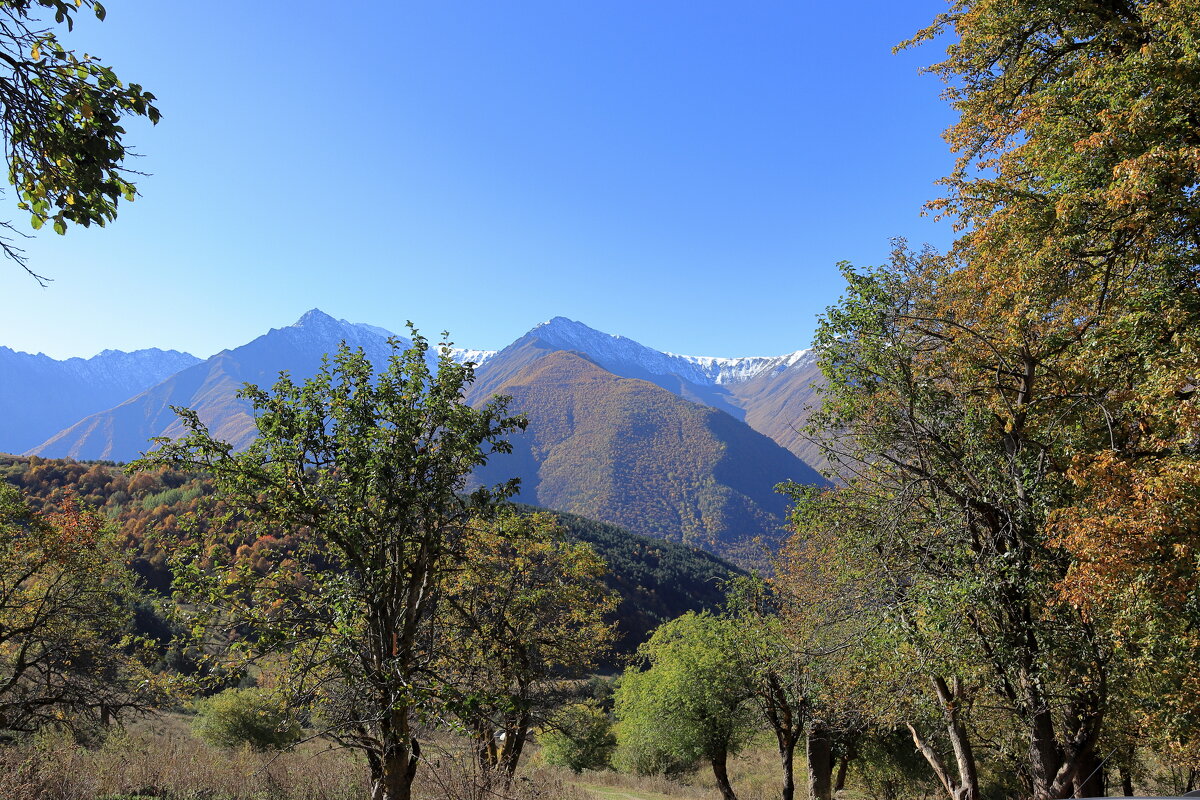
top-left (0, 454), bottom-right (739, 658)
top-left (472, 349), bottom-right (822, 561)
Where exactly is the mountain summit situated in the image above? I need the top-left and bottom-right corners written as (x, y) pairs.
top-left (469, 317), bottom-right (826, 468)
top-left (529, 317), bottom-right (811, 387)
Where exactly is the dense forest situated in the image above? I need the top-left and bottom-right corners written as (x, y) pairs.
top-left (0, 455), bottom-right (739, 662)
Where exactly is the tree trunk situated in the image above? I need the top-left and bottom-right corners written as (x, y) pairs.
top-left (835, 753), bottom-right (850, 793)
top-left (807, 725), bottom-right (834, 800)
top-left (370, 736), bottom-right (420, 800)
top-left (474, 723), bottom-right (495, 774)
top-left (1029, 706), bottom-right (1065, 800)
top-left (1072, 745), bottom-right (1105, 799)
top-left (907, 720), bottom-right (979, 800)
top-left (1118, 765), bottom-right (1133, 797)
top-left (711, 749), bottom-right (739, 800)
top-left (500, 714), bottom-right (532, 777)
top-left (779, 733), bottom-right (798, 800)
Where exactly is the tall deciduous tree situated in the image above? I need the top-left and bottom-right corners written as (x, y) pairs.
top-left (899, 0), bottom-right (1200, 778)
top-left (790, 2), bottom-right (1200, 794)
top-left (0, 0), bottom-right (160, 281)
top-left (725, 573), bottom-right (863, 800)
top-left (805, 250), bottom-right (1116, 800)
top-left (136, 330), bottom-right (526, 800)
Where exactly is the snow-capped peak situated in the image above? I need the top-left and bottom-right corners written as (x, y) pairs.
top-left (287, 310), bottom-right (494, 365)
top-left (450, 349), bottom-right (497, 366)
top-left (527, 317), bottom-right (810, 386)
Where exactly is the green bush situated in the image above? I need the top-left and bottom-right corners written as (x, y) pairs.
top-left (539, 701), bottom-right (616, 772)
top-left (191, 687), bottom-right (302, 751)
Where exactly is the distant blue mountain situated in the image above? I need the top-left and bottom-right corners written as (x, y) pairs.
top-left (10, 310), bottom-right (827, 560)
top-left (0, 346), bottom-right (199, 454)
top-left (29, 310), bottom-right (405, 461)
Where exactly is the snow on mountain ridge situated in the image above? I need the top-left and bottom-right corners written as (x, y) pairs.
top-left (529, 316), bottom-right (810, 386)
top-left (283, 310), bottom-right (493, 366)
top-left (247, 311), bottom-right (801, 379)
top-left (0, 344), bottom-right (200, 385)
top-left (451, 349), bottom-right (497, 366)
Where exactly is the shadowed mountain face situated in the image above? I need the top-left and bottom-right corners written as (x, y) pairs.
top-left (0, 346), bottom-right (200, 455)
top-left (30, 310), bottom-right (406, 461)
top-left (470, 349), bottom-right (824, 561)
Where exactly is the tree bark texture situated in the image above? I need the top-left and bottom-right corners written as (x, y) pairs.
top-left (835, 753), bottom-right (850, 793)
top-left (711, 749), bottom-right (739, 800)
top-left (779, 734), bottom-right (798, 800)
top-left (1072, 745), bottom-right (1105, 799)
top-left (370, 731), bottom-right (420, 800)
top-left (807, 725), bottom-right (833, 800)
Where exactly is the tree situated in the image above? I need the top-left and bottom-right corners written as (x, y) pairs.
top-left (613, 612), bottom-right (755, 800)
top-left (897, 0), bottom-right (1200, 783)
top-left (802, 247), bottom-right (1131, 800)
top-left (723, 575), bottom-right (812, 800)
top-left (135, 330), bottom-right (527, 800)
top-left (0, 1), bottom-right (160, 282)
top-left (771, 488), bottom-right (912, 800)
top-left (0, 484), bottom-right (163, 739)
top-left (438, 509), bottom-right (617, 779)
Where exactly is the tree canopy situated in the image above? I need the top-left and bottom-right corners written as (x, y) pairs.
top-left (785, 1), bottom-right (1200, 797)
top-left (614, 611), bottom-right (756, 800)
top-left (0, 484), bottom-right (163, 740)
top-left (0, 0), bottom-right (159, 281)
top-left (438, 509), bottom-right (617, 778)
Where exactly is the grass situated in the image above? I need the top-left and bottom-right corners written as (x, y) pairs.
top-left (0, 712), bottom-right (584, 800)
top-left (543, 734), bottom-right (798, 800)
top-left (573, 785), bottom-right (683, 800)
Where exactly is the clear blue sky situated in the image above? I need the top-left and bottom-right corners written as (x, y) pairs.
top-left (0, 0), bottom-right (957, 360)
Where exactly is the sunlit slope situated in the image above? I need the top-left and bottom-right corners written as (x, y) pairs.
top-left (471, 349), bottom-right (824, 559)
top-left (472, 317), bottom-right (830, 475)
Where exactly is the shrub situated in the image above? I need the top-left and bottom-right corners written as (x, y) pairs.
top-left (539, 701), bottom-right (616, 773)
top-left (191, 687), bottom-right (302, 751)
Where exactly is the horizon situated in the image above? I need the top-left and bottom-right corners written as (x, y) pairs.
top-left (2, 307), bottom-right (814, 363)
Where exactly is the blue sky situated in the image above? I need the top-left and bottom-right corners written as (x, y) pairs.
top-left (0, 0), bottom-right (956, 360)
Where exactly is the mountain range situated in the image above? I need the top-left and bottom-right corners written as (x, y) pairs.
top-left (5, 310), bottom-right (828, 560)
top-left (0, 346), bottom-right (200, 455)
